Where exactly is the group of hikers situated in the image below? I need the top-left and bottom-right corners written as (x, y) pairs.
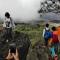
top-left (43, 23), bottom-right (60, 60)
top-left (1, 11), bottom-right (60, 60)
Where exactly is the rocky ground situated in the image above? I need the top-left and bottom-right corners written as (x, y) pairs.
top-left (0, 30), bottom-right (60, 60)
top-left (27, 42), bottom-right (49, 60)
top-left (0, 31), bottom-right (31, 60)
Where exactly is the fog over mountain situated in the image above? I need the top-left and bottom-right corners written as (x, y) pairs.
top-left (42, 13), bottom-right (60, 20)
top-left (0, 0), bottom-right (60, 22)
top-left (0, 0), bottom-right (44, 21)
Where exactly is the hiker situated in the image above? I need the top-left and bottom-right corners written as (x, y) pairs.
top-left (3, 12), bottom-right (15, 42)
top-left (51, 26), bottom-right (59, 54)
top-left (57, 26), bottom-right (60, 42)
top-left (43, 23), bottom-right (52, 46)
top-left (49, 43), bottom-right (55, 58)
top-left (6, 48), bottom-right (19, 60)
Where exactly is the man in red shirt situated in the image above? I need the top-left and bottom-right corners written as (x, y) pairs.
top-left (52, 27), bottom-right (59, 54)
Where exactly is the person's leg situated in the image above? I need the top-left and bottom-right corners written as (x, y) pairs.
top-left (10, 28), bottom-right (13, 40)
top-left (45, 38), bottom-right (48, 47)
top-left (8, 28), bottom-right (12, 41)
top-left (6, 28), bottom-right (9, 42)
top-left (3, 28), bottom-right (8, 43)
top-left (56, 43), bottom-right (58, 54)
top-left (54, 43), bottom-right (58, 54)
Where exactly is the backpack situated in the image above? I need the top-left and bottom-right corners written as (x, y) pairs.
top-left (52, 33), bottom-right (59, 43)
top-left (44, 29), bottom-right (52, 40)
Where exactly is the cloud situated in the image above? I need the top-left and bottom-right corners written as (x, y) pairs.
top-left (0, 0), bottom-right (43, 21)
top-left (43, 13), bottom-right (60, 20)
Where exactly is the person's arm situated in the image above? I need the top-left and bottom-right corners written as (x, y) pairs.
top-left (43, 29), bottom-right (45, 38)
top-left (3, 19), bottom-right (6, 28)
top-left (12, 48), bottom-right (19, 60)
top-left (12, 19), bottom-right (15, 29)
top-left (5, 49), bottom-right (13, 60)
top-left (10, 17), bottom-right (15, 29)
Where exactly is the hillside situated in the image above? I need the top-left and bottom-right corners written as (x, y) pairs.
top-left (0, 22), bottom-right (60, 60)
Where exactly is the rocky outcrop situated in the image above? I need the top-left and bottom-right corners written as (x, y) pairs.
top-left (0, 31), bottom-right (31, 60)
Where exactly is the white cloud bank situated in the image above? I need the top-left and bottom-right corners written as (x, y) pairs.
top-left (0, 0), bottom-right (44, 21)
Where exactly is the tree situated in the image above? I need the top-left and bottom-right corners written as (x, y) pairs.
top-left (38, 0), bottom-right (60, 14)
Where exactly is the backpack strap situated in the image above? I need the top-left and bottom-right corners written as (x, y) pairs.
top-left (45, 28), bottom-right (50, 32)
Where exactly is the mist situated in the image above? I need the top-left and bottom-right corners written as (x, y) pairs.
top-left (0, 0), bottom-right (45, 22)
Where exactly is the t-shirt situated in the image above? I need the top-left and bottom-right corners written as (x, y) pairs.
top-left (57, 27), bottom-right (60, 35)
top-left (53, 31), bottom-right (58, 35)
top-left (3, 17), bottom-right (15, 29)
top-left (43, 27), bottom-right (50, 38)
top-left (52, 31), bottom-right (59, 43)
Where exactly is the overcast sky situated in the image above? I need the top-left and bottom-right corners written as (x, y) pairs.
top-left (0, 0), bottom-right (45, 21)
top-left (43, 13), bottom-right (60, 20)
top-left (0, 0), bottom-right (60, 22)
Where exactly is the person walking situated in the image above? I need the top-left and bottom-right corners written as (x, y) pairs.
top-left (43, 23), bottom-right (52, 46)
top-left (51, 26), bottom-right (59, 54)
